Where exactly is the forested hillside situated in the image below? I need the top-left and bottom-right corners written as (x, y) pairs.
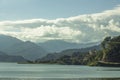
top-left (35, 35), bottom-right (120, 66)
top-left (83, 35), bottom-right (120, 66)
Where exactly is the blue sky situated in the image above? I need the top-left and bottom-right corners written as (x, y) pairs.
top-left (0, 0), bottom-right (120, 43)
top-left (0, 0), bottom-right (120, 20)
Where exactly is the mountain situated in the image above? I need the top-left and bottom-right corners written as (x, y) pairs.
top-left (0, 35), bottom-right (48, 60)
top-left (38, 40), bottom-right (100, 52)
top-left (0, 51), bottom-right (27, 62)
top-left (83, 35), bottom-right (120, 66)
top-left (36, 45), bottom-right (101, 62)
top-left (0, 35), bottom-right (22, 51)
top-left (5, 41), bottom-right (48, 60)
top-left (0, 51), bottom-right (7, 55)
top-left (101, 36), bottom-right (120, 63)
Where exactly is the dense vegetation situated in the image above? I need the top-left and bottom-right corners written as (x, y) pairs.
top-left (83, 35), bottom-right (120, 66)
top-left (35, 52), bottom-right (87, 65)
top-left (55, 52), bottom-right (86, 65)
top-left (35, 45), bottom-right (100, 64)
top-left (101, 36), bottom-right (120, 62)
top-left (35, 35), bottom-right (120, 66)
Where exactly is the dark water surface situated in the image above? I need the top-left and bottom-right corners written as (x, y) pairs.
top-left (0, 63), bottom-right (120, 80)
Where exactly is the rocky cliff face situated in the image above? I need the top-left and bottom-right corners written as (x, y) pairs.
top-left (102, 36), bottom-right (120, 63)
top-left (83, 35), bottom-right (120, 66)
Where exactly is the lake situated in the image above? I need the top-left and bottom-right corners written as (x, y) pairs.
top-left (0, 63), bottom-right (120, 80)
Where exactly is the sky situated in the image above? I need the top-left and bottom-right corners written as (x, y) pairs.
top-left (0, 0), bottom-right (120, 20)
top-left (0, 0), bottom-right (120, 43)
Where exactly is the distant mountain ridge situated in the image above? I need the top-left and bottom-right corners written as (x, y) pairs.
top-left (0, 51), bottom-right (27, 62)
top-left (0, 35), bottom-right (47, 60)
top-left (36, 45), bottom-right (101, 62)
top-left (0, 35), bottom-right (100, 61)
top-left (38, 40), bottom-right (100, 52)
top-left (0, 35), bottom-right (22, 51)
top-left (0, 51), bottom-right (7, 55)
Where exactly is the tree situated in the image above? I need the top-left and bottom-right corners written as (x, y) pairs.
top-left (101, 36), bottom-right (111, 49)
top-left (101, 36), bottom-right (120, 62)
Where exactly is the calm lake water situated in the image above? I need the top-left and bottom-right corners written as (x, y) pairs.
top-left (0, 63), bottom-right (120, 80)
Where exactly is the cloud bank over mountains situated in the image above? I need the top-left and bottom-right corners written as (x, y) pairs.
top-left (0, 6), bottom-right (120, 43)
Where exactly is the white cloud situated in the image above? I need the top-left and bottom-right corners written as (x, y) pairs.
top-left (0, 6), bottom-right (120, 43)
